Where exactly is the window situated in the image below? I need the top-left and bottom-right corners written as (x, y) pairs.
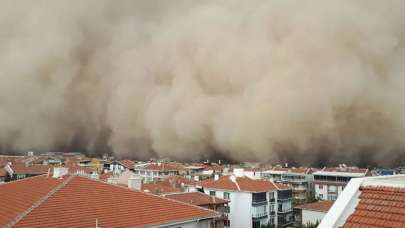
top-left (224, 205), bottom-right (230, 213)
top-left (252, 220), bottom-right (261, 228)
top-left (328, 195), bottom-right (337, 201)
top-left (252, 192), bottom-right (267, 203)
top-left (224, 192), bottom-right (230, 200)
top-left (319, 184), bottom-right (323, 189)
top-left (209, 191), bottom-right (216, 196)
top-left (319, 194), bottom-right (324, 199)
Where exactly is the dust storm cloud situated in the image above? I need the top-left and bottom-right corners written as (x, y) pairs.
top-left (1, 0), bottom-right (405, 165)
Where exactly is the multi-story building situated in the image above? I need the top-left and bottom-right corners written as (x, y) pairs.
top-left (313, 165), bottom-right (369, 201)
top-left (134, 162), bottom-right (181, 183)
top-left (262, 166), bottom-right (314, 203)
top-left (199, 175), bottom-right (293, 228)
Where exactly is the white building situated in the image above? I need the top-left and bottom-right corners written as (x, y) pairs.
top-left (294, 200), bottom-right (333, 225)
top-left (199, 175), bottom-right (293, 228)
top-left (262, 166), bottom-right (314, 203)
top-left (319, 174), bottom-right (405, 228)
top-left (134, 162), bottom-right (180, 183)
top-left (313, 165), bottom-right (369, 201)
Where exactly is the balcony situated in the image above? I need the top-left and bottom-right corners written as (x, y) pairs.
top-left (252, 200), bottom-right (268, 206)
top-left (281, 178), bottom-right (307, 184)
top-left (278, 208), bottom-right (293, 214)
top-left (277, 197), bottom-right (292, 202)
top-left (252, 206), bottom-right (268, 219)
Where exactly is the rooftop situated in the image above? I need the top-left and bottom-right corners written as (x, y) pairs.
top-left (0, 174), bottom-right (218, 227)
top-left (295, 201), bottom-right (334, 213)
top-left (9, 163), bottom-right (51, 175)
top-left (164, 192), bottom-right (228, 206)
top-left (118, 160), bottom-right (135, 169)
top-left (200, 175), bottom-right (283, 192)
top-left (342, 186), bottom-right (405, 228)
top-left (319, 174), bottom-right (405, 228)
top-left (141, 182), bottom-right (181, 195)
top-left (142, 163), bottom-right (181, 171)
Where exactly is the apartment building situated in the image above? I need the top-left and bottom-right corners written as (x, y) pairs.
top-left (199, 175), bottom-right (293, 228)
top-left (313, 165), bottom-right (369, 201)
top-left (134, 162), bottom-right (181, 183)
top-left (261, 167), bottom-right (314, 203)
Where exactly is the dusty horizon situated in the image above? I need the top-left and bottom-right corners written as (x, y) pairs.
top-left (1, 0), bottom-right (405, 166)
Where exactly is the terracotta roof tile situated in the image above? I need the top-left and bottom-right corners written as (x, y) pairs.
top-left (0, 175), bottom-right (63, 226)
top-left (0, 168), bottom-right (7, 177)
top-left (118, 160), bottom-right (135, 169)
top-left (165, 192), bottom-right (228, 206)
top-left (342, 186), bottom-right (405, 228)
top-left (295, 200), bottom-right (334, 212)
top-left (200, 176), bottom-right (281, 192)
top-left (144, 163), bottom-right (180, 171)
top-left (10, 163), bottom-right (51, 175)
top-left (141, 182), bottom-right (181, 195)
top-left (1, 175), bottom-right (217, 227)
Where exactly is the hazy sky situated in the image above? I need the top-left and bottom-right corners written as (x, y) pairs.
top-left (1, 0), bottom-right (405, 165)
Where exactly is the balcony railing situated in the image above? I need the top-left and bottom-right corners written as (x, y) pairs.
top-left (252, 209), bottom-right (268, 218)
top-left (277, 197), bottom-right (292, 201)
top-left (278, 208), bottom-right (293, 214)
top-left (252, 200), bottom-right (268, 206)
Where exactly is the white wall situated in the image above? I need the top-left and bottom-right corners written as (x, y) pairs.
top-left (203, 189), bottom-right (252, 228)
top-left (301, 210), bottom-right (325, 225)
top-left (315, 184), bottom-right (327, 200)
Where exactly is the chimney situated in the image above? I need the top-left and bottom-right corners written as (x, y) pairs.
top-left (214, 174), bottom-right (219, 181)
top-left (128, 176), bottom-right (143, 191)
top-left (53, 167), bottom-right (69, 178)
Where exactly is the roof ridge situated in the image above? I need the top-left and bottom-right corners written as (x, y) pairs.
top-left (5, 175), bottom-right (74, 228)
top-left (234, 178), bottom-right (241, 191)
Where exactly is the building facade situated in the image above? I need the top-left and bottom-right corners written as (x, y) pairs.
top-left (262, 167), bottom-right (314, 203)
top-left (199, 175), bottom-right (293, 228)
top-left (313, 166), bottom-right (368, 201)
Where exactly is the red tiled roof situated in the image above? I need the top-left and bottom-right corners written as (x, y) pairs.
top-left (275, 183), bottom-right (291, 190)
top-left (295, 200), bottom-right (333, 212)
top-left (165, 192), bottom-right (228, 206)
top-left (0, 175), bottom-right (63, 226)
top-left (118, 160), bottom-right (135, 169)
top-left (0, 168), bottom-right (7, 177)
top-left (200, 176), bottom-right (280, 192)
top-left (144, 163), bottom-right (180, 171)
top-left (342, 186), bottom-right (405, 228)
top-left (142, 182), bottom-right (181, 195)
top-left (1, 175), bottom-right (218, 227)
top-left (98, 172), bottom-right (113, 181)
top-left (10, 163), bottom-right (50, 175)
top-left (165, 175), bottom-right (198, 186)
